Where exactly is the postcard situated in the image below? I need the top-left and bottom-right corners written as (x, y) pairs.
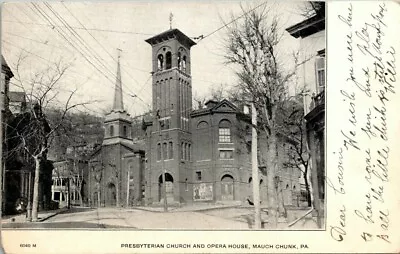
top-left (0, 1), bottom-right (398, 253)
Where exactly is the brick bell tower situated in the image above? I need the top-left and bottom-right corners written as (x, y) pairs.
top-left (145, 28), bottom-right (196, 204)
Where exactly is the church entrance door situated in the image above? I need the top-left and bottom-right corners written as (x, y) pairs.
top-left (221, 175), bottom-right (234, 201)
top-left (158, 173), bottom-right (174, 203)
top-left (106, 182), bottom-right (116, 206)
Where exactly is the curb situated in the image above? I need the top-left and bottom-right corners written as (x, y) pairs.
top-left (36, 208), bottom-right (69, 222)
top-left (129, 204), bottom-right (243, 213)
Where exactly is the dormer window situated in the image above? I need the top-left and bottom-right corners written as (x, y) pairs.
top-left (157, 54), bottom-right (164, 71)
top-left (166, 52), bottom-right (172, 69)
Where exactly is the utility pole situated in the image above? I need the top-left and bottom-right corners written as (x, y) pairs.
top-left (0, 67), bottom-right (4, 247)
top-left (126, 170), bottom-right (130, 207)
top-left (251, 102), bottom-right (261, 229)
top-left (88, 160), bottom-right (91, 207)
top-left (26, 171), bottom-right (32, 221)
top-left (156, 100), bottom-right (167, 212)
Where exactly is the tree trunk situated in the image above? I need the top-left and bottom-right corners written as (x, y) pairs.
top-left (266, 135), bottom-right (278, 228)
top-left (97, 189), bottom-right (101, 208)
top-left (303, 171), bottom-right (311, 207)
top-left (277, 180), bottom-right (287, 217)
top-left (78, 184), bottom-right (83, 206)
top-left (251, 103), bottom-right (261, 229)
top-left (116, 180), bottom-right (120, 207)
top-left (31, 157), bottom-right (41, 221)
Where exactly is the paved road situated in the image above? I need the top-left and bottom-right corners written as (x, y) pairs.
top-left (43, 207), bottom-right (250, 229)
top-left (2, 207), bottom-right (319, 229)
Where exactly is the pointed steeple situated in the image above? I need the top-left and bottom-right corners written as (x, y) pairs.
top-left (113, 49), bottom-right (124, 112)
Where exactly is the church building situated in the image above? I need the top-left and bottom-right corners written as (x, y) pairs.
top-left (142, 28), bottom-right (300, 206)
top-left (88, 52), bottom-right (145, 207)
top-left (89, 27), bottom-right (301, 207)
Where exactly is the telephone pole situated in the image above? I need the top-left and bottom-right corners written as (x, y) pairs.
top-left (251, 102), bottom-right (261, 229)
top-left (126, 170), bottom-right (130, 207)
top-left (0, 61), bottom-right (4, 249)
top-left (156, 101), bottom-right (167, 212)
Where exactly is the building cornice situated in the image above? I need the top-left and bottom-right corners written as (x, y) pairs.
top-left (145, 28), bottom-right (196, 48)
top-left (286, 15), bottom-right (325, 38)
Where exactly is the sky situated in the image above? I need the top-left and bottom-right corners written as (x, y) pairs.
top-left (1, 0), bottom-right (306, 117)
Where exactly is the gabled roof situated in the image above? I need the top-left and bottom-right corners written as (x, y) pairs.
top-left (9, 91), bottom-right (26, 102)
top-left (90, 138), bottom-right (145, 160)
top-left (213, 99), bottom-right (239, 112)
top-left (191, 99), bottom-right (239, 117)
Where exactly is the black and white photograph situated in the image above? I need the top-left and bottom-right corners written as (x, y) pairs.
top-left (0, 1), bottom-right (327, 232)
top-left (2, 0), bottom-right (400, 253)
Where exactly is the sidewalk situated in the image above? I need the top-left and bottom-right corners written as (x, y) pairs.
top-left (1, 207), bottom-right (68, 224)
top-left (130, 202), bottom-right (244, 213)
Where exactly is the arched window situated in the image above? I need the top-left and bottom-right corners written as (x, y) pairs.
top-left (197, 121), bottom-right (209, 129)
top-left (182, 55), bottom-right (187, 72)
top-left (163, 142), bottom-right (168, 160)
top-left (157, 143), bottom-right (161, 161)
top-left (166, 52), bottom-right (172, 69)
top-left (157, 54), bottom-right (164, 71)
top-left (109, 125), bottom-right (114, 136)
top-left (181, 142), bottom-right (185, 160)
top-left (219, 119), bottom-right (231, 143)
top-left (177, 52), bottom-right (182, 70)
top-left (123, 126), bottom-right (127, 137)
top-left (188, 144), bottom-right (191, 161)
top-left (169, 141), bottom-right (173, 159)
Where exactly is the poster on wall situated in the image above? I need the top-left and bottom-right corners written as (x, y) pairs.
top-left (193, 183), bottom-right (213, 201)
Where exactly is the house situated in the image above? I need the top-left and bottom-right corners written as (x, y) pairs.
top-left (2, 55), bottom-right (54, 215)
top-left (286, 3), bottom-right (325, 225)
top-left (52, 158), bottom-right (89, 207)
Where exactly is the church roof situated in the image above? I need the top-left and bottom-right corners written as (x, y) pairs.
top-left (104, 51), bottom-right (132, 123)
top-left (113, 52), bottom-right (124, 112)
top-left (145, 28), bottom-right (196, 48)
top-left (100, 137), bottom-right (145, 153)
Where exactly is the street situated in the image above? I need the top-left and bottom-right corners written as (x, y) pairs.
top-left (2, 206), bottom-right (319, 230)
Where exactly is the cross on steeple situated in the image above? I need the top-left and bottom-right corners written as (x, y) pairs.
top-left (169, 12), bottom-right (173, 29)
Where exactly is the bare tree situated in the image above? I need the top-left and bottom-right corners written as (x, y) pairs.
top-left (300, 1), bottom-right (325, 18)
top-left (280, 96), bottom-right (312, 207)
top-left (109, 158), bottom-right (120, 207)
top-left (193, 83), bottom-right (228, 109)
top-left (224, 3), bottom-right (302, 227)
top-left (8, 53), bottom-right (91, 221)
top-left (91, 163), bottom-right (103, 207)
